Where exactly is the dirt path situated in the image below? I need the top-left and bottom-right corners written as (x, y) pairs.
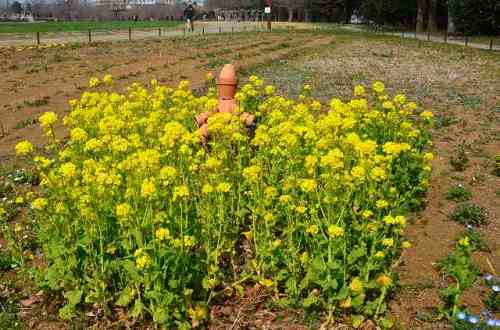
top-left (340, 25), bottom-right (500, 51)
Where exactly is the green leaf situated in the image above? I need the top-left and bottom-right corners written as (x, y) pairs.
top-left (348, 247), bottom-right (366, 265)
top-left (303, 293), bottom-right (319, 308)
top-left (130, 299), bottom-right (144, 319)
top-left (351, 314), bottom-right (365, 328)
top-left (151, 305), bottom-right (169, 324)
top-left (351, 293), bottom-right (366, 308)
top-left (121, 260), bottom-right (142, 283)
top-left (116, 287), bottom-right (134, 307)
top-left (326, 260), bottom-right (342, 271)
top-left (333, 285), bottom-right (349, 301)
top-left (64, 289), bottom-right (83, 307)
top-left (311, 257), bottom-right (326, 272)
top-left (379, 317), bottom-right (394, 329)
top-left (58, 304), bottom-right (76, 320)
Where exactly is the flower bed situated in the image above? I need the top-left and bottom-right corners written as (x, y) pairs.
top-left (17, 76), bottom-right (433, 327)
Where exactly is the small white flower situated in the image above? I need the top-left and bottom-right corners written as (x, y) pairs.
top-left (468, 315), bottom-right (480, 324)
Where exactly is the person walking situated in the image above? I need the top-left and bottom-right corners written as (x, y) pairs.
top-left (184, 2), bottom-right (195, 32)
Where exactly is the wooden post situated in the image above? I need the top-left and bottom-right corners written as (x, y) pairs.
top-left (465, 36), bottom-right (468, 47)
top-left (88, 30), bottom-right (92, 43)
top-left (36, 32), bottom-right (40, 45)
top-left (267, 0), bottom-right (272, 31)
top-left (128, 27), bottom-right (132, 41)
top-left (489, 39), bottom-right (493, 51)
top-left (202, 27), bottom-right (205, 35)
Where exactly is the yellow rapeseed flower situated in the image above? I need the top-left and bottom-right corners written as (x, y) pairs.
top-left (183, 235), bottom-right (195, 248)
top-left (136, 254), bottom-right (151, 270)
top-left (306, 224), bottom-right (319, 235)
top-left (89, 77), bottom-right (100, 88)
top-left (328, 225), bottom-right (344, 239)
top-left (156, 228), bottom-right (171, 241)
top-left (261, 278), bottom-right (273, 287)
top-left (377, 274), bottom-right (392, 288)
top-left (372, 81), bottom-right (385, 94)
top-left (351, 166), bottom-right (366, 179)
top-left (116, 203), bottom-right (131, 218)
top-left (382, 238), bottom-right (394, 247)
top-left (141, 178), bottom-right (157, 199)
top-left (102, 74), bottom-right (113, 85)
top-left (15, 141), bottom-right (34, 156)
top-left (354, 85), bottom-right (365, 97)
top-left (32, 198), bottom-right (48, 210)
top-left (173, 185), bottom-right (189, 200)
top-left (420, 110), bottom-right (434, 120)
top-left (376, 200), bottom-right (389, 209)
top-left (70, 127), bottom-right (88, 143)
top-left (60, 162), bottom-right (77, 179)
top-left (300, 179), bottom-right (317, 193)
top-left (216, 182), bottom-right (231, 193)
top-left (39, 112), bottom-right (58, 128)
top-left (350, 277), bottom-right (363, 294)
top-left (295, 206), bottom-right (307, 214)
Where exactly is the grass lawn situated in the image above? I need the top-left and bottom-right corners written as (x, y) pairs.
top-left (0, 20), bottom-right (182, 34)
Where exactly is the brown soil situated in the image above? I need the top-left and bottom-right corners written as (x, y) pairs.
top-left (0, 32), bottom-right (331, 158)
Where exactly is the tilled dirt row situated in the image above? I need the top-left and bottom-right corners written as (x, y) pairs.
top-left (0, 31), bottom-right (332, 158)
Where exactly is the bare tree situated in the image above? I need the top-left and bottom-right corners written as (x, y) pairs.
top-left (275, 0), bottom-right (306, 22)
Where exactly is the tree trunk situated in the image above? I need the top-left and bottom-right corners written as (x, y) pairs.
top-left (304, 8), bottom-right (311, 22)
top-left (427, 0), bottom-right (438, 32)
top-left (416, 0), bottom-right (426, 32)
top-left (344, 0), bottom-right (353, 24)
top-left (447, 2), bottom-right (455, 33)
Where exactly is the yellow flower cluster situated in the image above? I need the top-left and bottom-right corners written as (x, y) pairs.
top-left (20, 76), bottom-right (432, 326)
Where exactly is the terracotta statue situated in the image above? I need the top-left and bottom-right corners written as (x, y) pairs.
top-left (196, 64), bottom-right (255, 140)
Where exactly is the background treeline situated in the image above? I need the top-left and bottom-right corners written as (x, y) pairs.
top-left (206, 0), bottom-right (500, 35)
top-left (0, 0), bottom-right (182, 22)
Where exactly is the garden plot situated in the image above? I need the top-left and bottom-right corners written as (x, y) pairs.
top-left (0, 27), bottom-right (499, 329)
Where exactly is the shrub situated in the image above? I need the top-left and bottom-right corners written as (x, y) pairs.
top-left (16, 77), bottom-right (433, 327)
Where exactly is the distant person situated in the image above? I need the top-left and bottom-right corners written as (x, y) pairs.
top-left (184, 2), bottom-right (195, 32)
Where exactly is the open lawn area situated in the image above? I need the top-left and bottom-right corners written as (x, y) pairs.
top-left (0, 26), bottom-right (499, 329)
top-left (0, 20), bottom-right (182, 34)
